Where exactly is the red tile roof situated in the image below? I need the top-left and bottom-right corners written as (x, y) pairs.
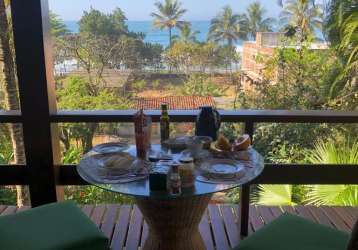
top-left (135, 96), bottom-right (216, 110)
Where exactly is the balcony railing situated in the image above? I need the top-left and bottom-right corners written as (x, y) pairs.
top-left (1, 109), bottom-right (358, 236)
top-left (1, 0), bottom-right (357, 237)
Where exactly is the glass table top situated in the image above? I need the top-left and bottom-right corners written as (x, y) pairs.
top-left (77, 145), bottom-right (264, 199)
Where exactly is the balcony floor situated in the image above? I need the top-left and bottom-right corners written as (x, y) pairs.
top-left (1, 204), bottom-right (357, 250)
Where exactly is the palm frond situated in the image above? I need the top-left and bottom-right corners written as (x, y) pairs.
top-left (305, 138), bottom-right (358, 206)
top-left (256, 185), bottom-right (296, 205)
top-left (306, 185), bottom-right (358, 206)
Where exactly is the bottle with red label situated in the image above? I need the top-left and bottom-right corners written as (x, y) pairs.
top-left (134, 109), bottom-right (152, 159)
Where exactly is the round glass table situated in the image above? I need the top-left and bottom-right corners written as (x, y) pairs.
top-left (77, 145), bottom-right (264, 250)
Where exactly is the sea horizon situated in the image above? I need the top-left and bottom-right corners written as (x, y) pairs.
top-left (64, 20), bottom-right (246, 47)
top-left (64, 20), bottom-right (324, 48)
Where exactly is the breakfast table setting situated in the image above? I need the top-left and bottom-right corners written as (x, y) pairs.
top-left (77, 106), bottom-right (264, 250)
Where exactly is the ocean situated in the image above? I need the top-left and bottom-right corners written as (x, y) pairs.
top-left (64, 20), bottom-right (244, 48)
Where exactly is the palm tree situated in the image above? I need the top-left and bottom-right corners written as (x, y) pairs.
top-left (245, 2), bottom-right (276, 39)
top-left (151, 0), bottom-right (188, 47)
top-left (305, 139), bottom-right (358, 206)
top-left (320, 0), bottom-right (357, 110)
top-left (0, 0), bottom-right (29, 205)
top-left (208, 6), bottom-right (248, 46)
top-left (325, 0), bottom-right (356, 48)
top-left (172, 23), bottom-right (199, 44)
top-left (279, 0), bottom-right (323, 40)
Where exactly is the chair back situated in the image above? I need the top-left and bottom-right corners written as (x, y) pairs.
top-left (347, 218), bottom-right (358, 250)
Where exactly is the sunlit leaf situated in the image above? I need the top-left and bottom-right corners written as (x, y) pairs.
top-left (256, 185), bottom-right (296, 205)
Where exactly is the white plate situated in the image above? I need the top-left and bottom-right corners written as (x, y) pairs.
top-left (92, 142), bottom-right (129, 154)
top-left (78, 153), bottom-right (149, 184)
top-left (200, 159), bottom-right (245, 179)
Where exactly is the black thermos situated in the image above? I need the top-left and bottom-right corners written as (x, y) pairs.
top-left (195, 106), bottom-right (221, 141)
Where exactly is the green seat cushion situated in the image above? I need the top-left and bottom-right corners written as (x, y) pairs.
top-left (235, 213), bottom-right (350, 250)
top-left (0, 201), bottom-right (109, 250)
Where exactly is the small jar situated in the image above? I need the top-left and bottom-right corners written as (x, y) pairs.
top-left (178, 157), bottom-right (195, 188)
top-left (168, 163), bottom-right (181, 196)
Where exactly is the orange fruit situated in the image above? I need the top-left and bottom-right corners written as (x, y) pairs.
top-left (233, 134), bottom-right (251, 151)
top-left (216, 134), bottom-right (232, 151)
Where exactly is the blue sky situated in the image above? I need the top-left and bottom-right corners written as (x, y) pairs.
top-left (49, 0), bottom-right (283, 21)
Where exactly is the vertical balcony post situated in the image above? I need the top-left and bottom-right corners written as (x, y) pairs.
top-left (10, 0), bottom-right (62, 206)
top-left (239, 121), bottom-right (254, 237)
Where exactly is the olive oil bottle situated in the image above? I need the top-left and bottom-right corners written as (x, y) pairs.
top-left (160, 103), bottom-right (170, 143)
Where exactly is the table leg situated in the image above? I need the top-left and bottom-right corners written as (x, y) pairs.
top-left (135, 194), bottom-right (212, 250)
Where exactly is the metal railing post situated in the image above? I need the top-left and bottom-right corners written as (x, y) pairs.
top-left (239, 121), bottom-right (255, 237)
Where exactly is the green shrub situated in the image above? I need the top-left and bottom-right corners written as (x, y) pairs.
top-left (132, 80), bottom-right (146, 91)
top-left (152, 80), bottom-right (161, 89)
top-left (0, 187), bottom-right (16, 205)
top-left (63, 147), bottom-right (82, 164)
top-left (181, 73), bottom-right (228, 97)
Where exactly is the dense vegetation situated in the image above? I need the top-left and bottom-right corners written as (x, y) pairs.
top-left (0, 0), bottom-right (356, 205)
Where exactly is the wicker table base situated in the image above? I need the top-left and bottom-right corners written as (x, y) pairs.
top-left (135, 194), bottom-right (212, 250)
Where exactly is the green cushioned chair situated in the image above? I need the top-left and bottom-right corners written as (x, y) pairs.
top-left (0, 201), bottom-right (109, 250)
top-left (234, 212), bottom-right (358, 250)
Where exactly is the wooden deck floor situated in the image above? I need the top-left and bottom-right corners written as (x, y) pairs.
top-left (1, 204), bottom-right (357, 250)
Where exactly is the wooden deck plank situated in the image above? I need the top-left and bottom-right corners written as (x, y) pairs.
top-left (345, 207), bottom-right (358, 221)
top-left (332, 207), bottom-right (357, 230)
top-left (220, 205), bottom-right (240, 248)
top-left (321, 206), bottom-right (350, 232)
top-left (140, 221), bottom-right (149, 248)
top-left (81, 204), bottom-right (94, 218)
top-left (0, 206), bottom-right (17, 216)
top-left (208, 205), bottom-right (231, 250)
top-left (16, 206), bottom-right (30, 213)
top-left (249, 206), bottom-right (264, 231)
top-left (281, 206), bottom-right (297, 215)
top-left (295, 206), bottom-right (316, 222)
top-left (0, 205), bottom-right (7, 214)
top-left (199, 210), bottom-right (215, 250)
top-left (91, 205), bottom-right (106, 227)
top-left (269, 206), bottom-right (284, 218)
top-left (231, 204), bottom-right (239, 218)
top-left (307, 206), bottom-right (334, 228)
top-left (257, 206), bottom-right (275, 224)
top-left (126, 205), bottom-right (143, 250)
top-left (100, 205), bottom-right (119, 240)
top-left (111, 205), bottom-right (131, 250)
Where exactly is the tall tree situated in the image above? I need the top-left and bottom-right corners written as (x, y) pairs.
top-left (324, 0), bottom-right (357, 109)
top-left (208, 6), bottom-right (248, 46)
top-left (325, 0), bottom-right (357, 60)
top-left (172, 23), bottom-right (199, 44)
top-left (50, 11), bottom-right (69, 38)
top-left (0, 0), bottom-right (29, 205)
top-left (245, 2), bottom-right (276, 39)
top-left (79, 7), bottom-right (129, 39)
top-left (279, 0), bottom-right (323, 40)
top-left (57, 76), bottom-right (131, 152)
top-left (151, 0), bottom-right (188, 47)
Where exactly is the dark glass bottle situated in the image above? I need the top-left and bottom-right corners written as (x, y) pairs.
top-left (160, 103), bottom-right (170, 142)
top-left (195, 106), bottom-right (221, 141)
